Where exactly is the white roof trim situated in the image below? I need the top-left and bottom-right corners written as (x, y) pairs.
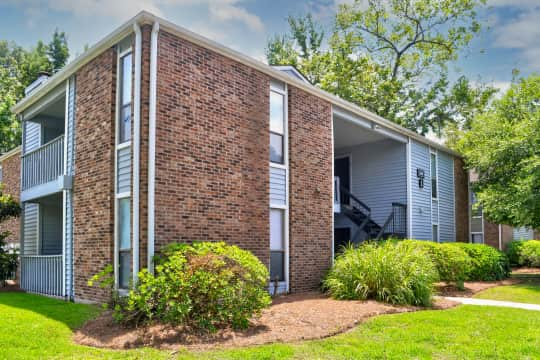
top-left (12, 11), bottom-right (459, 157)
top-left (0, 146), bottom-right (21, 162)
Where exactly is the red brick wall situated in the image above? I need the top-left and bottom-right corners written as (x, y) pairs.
top-left (0, 151), bottom-right (21, 246)
top-left (153, 31), bottom-right (270, 263)
top-left (73, 48), bottom-right (116, 302)
top-left (484, 221), bottom-right (499, 249)
top-left (288, 86), bottom-right (333, 292)
top-left (454, 158), bottom-right (469, 243)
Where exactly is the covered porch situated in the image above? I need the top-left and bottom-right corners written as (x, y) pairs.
top-left (333, 108), bottom-right (408, 253)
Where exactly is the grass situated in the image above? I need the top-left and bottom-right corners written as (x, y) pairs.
top-left (2, 292), bottom-right (540, 359)
top-left (474, 281), bottom-right (540, 305)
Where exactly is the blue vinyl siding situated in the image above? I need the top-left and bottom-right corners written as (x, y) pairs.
top-left (270, 167), bottom-right (286, 206)
top-left (438, 152), bottom-right (455, 242)
top-left (22, 203), bottom-right (38, 255)
top-left (410, 140), bottom-right (432, 240)
top-left (24, 121), bottom-right (41, 152)
top-left (336, 139), bottom-right (407, 226)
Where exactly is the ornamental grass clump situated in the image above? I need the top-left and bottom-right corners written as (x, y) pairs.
top-left (323, 241), bottom-right (437, 307)
top-left (114, 242), bottom-right (271, 332)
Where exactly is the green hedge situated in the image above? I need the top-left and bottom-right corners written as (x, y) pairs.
top-left (323, 242), bottom-right (437, 307)
top-left (506, 240), bottom-right (540, 267)
top-left (116, 242), bottom-right (271, 331)
top-left (398, 240), bottom-right (471, 288)
top-left (450, 243), bottom-right (510, 281)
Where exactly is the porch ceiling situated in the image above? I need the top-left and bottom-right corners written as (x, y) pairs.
top-left (333, 115), bottom-right (387, 150)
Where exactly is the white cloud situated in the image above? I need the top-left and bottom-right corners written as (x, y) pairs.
top-left (7, 0), bottom-right (264, 32)
top-left (208, 2), bottom-right (263, 32)
top-left (492, 8), bottom-right (540, 70)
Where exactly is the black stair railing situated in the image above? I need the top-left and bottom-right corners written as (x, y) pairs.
top-left (375, 202), bottom-right (407, 240)
top-left (339, 185), bottom-right (371, 216)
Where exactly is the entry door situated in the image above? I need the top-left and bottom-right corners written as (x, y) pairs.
top-left (334, 156), bottom-right (350, 205)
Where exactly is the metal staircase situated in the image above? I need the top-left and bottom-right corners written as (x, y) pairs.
top-left (337, 182), bottom-right (407, 242)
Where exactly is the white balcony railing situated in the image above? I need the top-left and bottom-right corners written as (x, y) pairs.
top-left (22, 136), bottom-right (64, 190)
top-left (20, 255), bottom-right (63, 297)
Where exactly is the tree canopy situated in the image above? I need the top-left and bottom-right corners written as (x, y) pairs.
top-left (0, 30), bottom-right (69, 154)
top-left (458, 75), bottom-right (540, 229)
top-left (266, 0), bottom-right (496, 135)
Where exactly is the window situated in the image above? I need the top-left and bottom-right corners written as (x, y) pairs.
top-left (431, 153), bottom-right (437, 198)
top-left (470, 191), bottom-right (484, 243)
top-left (0, 165), bottom-right (3, 183)
top-left (471, 233), bottom-right (484, 244)
top-left (432, 224), bottom-right (438, 242)
top-left (270, 209), bottom-right (285, 281)
top-left (119, 53), bottom-right (132, 144)
top-left (118, 197), bottom-right (131, 288)
top-left (270, 91), bottom-right (285, 164)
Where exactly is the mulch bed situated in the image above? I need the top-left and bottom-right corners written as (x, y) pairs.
top-left (73, 292), bottom-right (457, 351)
top-left (511, 267), bottom-right (540, 275)
top-left (0, 280), bottom-right (23, 293)
top-left (435, 279), bottom-right (521, 298)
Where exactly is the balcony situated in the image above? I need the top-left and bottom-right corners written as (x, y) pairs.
top-left (21, 135), bottom-right (72, 202)
top-left (20, 255), bottom-right (63, 297)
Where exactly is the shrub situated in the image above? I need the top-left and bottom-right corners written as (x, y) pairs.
top-left (450, 243), bottom-right (510, 281)
top-left (506, 241), bottom-right (525, 266)
top-left (323, 242), bottom-right (437, 307)
top-left (117, 242), bottom-right (271, 331)
top-left (508, 240), bottom-right (540, 267)
top-left (0, 232), bottom-right (18, 286)
top-left (398, 240), bottom-right (472, 289)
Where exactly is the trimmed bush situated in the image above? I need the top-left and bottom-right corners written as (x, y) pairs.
top-left (116, 242), bottom-right (271, 331)
top-left (450, 243), bottom-right (510, 281)
top-left (323, 242), bottom-right (437, 307)
top-left (506, 240), bottom-right (525, 266)
top-left (398, 240), bottom-right (472, 289)
top-left (507, 240), bottom-right (540, 267)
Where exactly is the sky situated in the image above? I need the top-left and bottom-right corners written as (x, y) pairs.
top-left (0, 0), bottom-right (539, 93)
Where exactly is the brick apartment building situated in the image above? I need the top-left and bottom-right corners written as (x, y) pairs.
top-left (1, 11), bottom-right (534, 303)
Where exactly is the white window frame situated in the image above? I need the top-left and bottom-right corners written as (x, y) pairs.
top-left (269, 81), bottom-right (289, 293)
top-left (470, 190), bottom-right (484, 243)
top-left (114, 44), bottom-right (133, 290)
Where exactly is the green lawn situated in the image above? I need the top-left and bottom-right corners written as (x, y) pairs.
top-left (474, 281), bottom-right (540, 305)
top-left (2, 292), bottom-right (540, 359)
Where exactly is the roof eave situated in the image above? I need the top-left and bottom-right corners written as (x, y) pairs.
top-left (12, 11), bottom-right (460, 157)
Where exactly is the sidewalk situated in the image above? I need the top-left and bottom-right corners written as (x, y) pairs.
top-left (442, 296), bottom-right (540, 311)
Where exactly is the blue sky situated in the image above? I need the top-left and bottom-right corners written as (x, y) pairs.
top-left (1, 0), bottom-right (539, 93)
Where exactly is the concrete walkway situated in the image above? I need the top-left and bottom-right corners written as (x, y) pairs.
top-left (443, 297), bottom-right (540, 311)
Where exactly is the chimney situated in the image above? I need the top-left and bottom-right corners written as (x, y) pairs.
top-left (25, 71), bottom-right (50, 96)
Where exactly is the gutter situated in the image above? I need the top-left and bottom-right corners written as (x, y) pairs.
top-left (132, 22), bottom-right (142, 283)
top-left (147, 21), bottom-right (159, 272)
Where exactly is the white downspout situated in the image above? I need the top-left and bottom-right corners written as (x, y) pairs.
top-left (148, 21), bottom-right (159, 272)
top-left (132, 23), bottom-right (142, 283)
top-left (62, 80), bottom-right (69, 298)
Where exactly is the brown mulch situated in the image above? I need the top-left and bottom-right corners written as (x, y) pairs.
top-left (0, 280), bottom-right (23, 293)
top-left (511, 267), bottom-right (540, 275)
top-left (73, 292), bottom-right (457, 351)
top-left (435, 279), bottom-right (521, 298)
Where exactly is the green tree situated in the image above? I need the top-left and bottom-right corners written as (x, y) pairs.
top-left (47, 29), bottom-right (69, 73)
top-left (458, 75), bottom-right (540, 229)
top-left (0, 31), bottom-right (69, 154)
top-left (267, 0), bottom-right (495, 135)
